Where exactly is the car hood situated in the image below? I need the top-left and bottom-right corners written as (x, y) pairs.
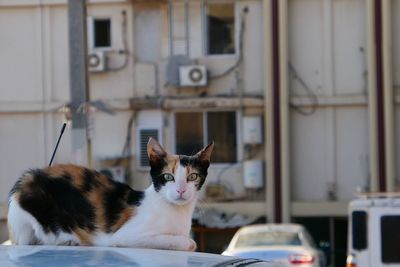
top-left (223, 246), bottom-right (315, 261)
top-left (0, 245), bottom-right (281, 267)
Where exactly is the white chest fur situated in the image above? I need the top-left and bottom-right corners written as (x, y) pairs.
top-left (106, 186), bottom-right (197, 248)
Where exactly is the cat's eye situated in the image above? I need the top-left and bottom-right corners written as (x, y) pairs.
top-left (163, 173), bottom-right (175, 181)
top-left (187, 173), bottom-right (199, 182)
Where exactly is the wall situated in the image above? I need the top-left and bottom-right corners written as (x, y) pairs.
top-left (392, 0), bottom-right (400, 188)
top-left (1, 0), bottom-right (395, 222)
top-left (289, 0), bottom-right (369, 202)
top-left (0, 1), bottom-right (135, 205)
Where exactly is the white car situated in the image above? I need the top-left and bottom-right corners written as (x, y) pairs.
top-left (222, 224), bottom-right (326, 267)
top-left (0, 244), bottom-right (281, 267)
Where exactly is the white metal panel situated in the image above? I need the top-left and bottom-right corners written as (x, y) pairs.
top-left (394, 106), bottom-right (400, 188)
top-left (240, 1), bottom-right (264, 94)
top-left (336, 107), bottom-right (369, 200)
top-left (172, 1), bottom-right (187, 55)
top-left (91, 111), bottom-right (132, 159)
top-left (0, 7), bottom-right (43, 102)
top-left (392, 0), bottom-right (400, 89)
top-left (291, 110), bottom-right (330, 201)
top-left (332, 0), bottom-right (367, 95)
top-left (135, 63), bottom-right (157, 97)
top-left (288, 0), bottom-right (323, 96)
top-left (50, 6), bottom-right (70, 102)
top-left (393, 3), bottom-right (400, 190)
top-left (134, 4), bottom-right (161, 63)
top-left (189, 1), bottom-right (202, 58)
top-left (0, 114), bottom-right (46, 203)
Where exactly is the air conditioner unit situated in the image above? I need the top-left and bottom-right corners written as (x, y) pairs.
top-left (179, 65), bottom-right (207, 87)
top-left (88, 51), bottom-right (106, 72)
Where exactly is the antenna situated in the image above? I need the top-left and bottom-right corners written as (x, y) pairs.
top-left (48, 123), bottom-right (67, 166)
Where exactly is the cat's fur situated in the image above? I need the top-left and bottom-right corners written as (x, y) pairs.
top-left (7, 138), bottom-right (214, 251)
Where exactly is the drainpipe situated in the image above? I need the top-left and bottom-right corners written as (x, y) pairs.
top-left (263, 0), bottom-right (275, 222)
top-left (382, 0), bottom-right (395, 192)
top-left (374, 0), bottom-right (386, 192)
top-left (279, 0), bottom-right (290, 223)
top-left (184, 0), bottom-right (190, 57)
top-left (366, 0), bottom-right (379, 192)
top-left (168, 0), bottom-right (174, 56)
top-left (271, 0), bottom-right (282, 223)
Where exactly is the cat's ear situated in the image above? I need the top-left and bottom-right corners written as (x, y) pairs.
top-left (196, 141), bottom-right (214, 162)
top-left (147, 138), bottom-right (167, 160)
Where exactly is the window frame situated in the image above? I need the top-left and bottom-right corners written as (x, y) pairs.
top-left (172, 110), bottom-right (242, 165)
top-left (202, 0), bottom-right (237, 57)
top-left (87, 16), bottom-right (113, 51)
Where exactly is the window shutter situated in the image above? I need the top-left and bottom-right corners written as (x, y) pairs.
top-left (139, 129), bottom-right (159, 167)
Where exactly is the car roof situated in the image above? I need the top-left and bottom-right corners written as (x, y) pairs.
top-left (236, 224), bottom-right (305, 234)
top-left (0, 245), bottom-right (281, 267)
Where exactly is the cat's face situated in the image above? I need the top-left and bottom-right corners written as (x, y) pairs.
top-left (147, 138), bottom-right (214, 206)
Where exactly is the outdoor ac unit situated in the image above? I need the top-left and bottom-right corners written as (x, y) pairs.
top-left (179, 65), bottom-right (207, 87)
top-left (88, 51), bottom-right (106, 72)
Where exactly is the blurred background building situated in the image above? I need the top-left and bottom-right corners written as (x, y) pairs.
top-left (0, 0), bottom-right (399, 266)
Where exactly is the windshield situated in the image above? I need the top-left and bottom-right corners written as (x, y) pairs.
top-left (235, 231), bottom-right (302, 248)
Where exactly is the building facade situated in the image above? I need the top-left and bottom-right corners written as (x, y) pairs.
top-left (1, 0), bottom-right (400, 265)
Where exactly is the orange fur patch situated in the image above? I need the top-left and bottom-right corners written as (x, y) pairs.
top-left (110, 208), bottom-right (134, 233)
top-left (74, 228), bottom-right (92, 245)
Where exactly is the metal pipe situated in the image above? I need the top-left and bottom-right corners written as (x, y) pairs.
top-left (322, 0), bottom-right (338, 200)
top-left (374, 0), bottom-right (386, 192)
top-left (68, 0), bottom-right (91, 166)
top-left (168, 0), bottom-right (174, 56)
top-left (185, 0), bottom-right (190, 56)
top-left (382, 0), bottom-right (395, 191)
top-left (366, 0), bottom-right (379, 192)
top-left (279, 0), bottom-right (290, 223)
top-left (263, 0), bottom-right (274, 222)
top-left (271, 0), bottom-right (282, 223)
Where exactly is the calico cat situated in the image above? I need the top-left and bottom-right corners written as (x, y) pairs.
top-left (7, 138), bottom-right (214, 251)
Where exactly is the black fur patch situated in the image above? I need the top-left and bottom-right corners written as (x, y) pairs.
top-left (127, 190), bottom-right (145, 206)
top-left (149, 158), bottom-right (167, 192)
top-left (17, 169), bottom-right (96, 234)
top-left (179, 155), bottom-right (210, 190)
top-left (82, 168), bottom-right (100, 192)
top-left (103, 181), bottom-right (144, 232)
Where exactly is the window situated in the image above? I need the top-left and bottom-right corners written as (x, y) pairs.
top-left (235, 232), bottom-right (301, 248)
top-left (175, 111), bottom-right (237, 163)
top-left (93, 18), bottom-right (111, 48)
top-left (352, 211), bottom-right (367, 250)
top-left (205, 2), bottom-right (235, 55)
top-left (381, 216), bottom-right (400, 263)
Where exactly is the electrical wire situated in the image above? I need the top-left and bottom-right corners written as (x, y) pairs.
top-left (107, 10), bottom-right (129, 72)
top-left (209, 8), bottom-right (248, 80)
top-left (113, 111), bottom-right (136, 166)
top-left (288, 62), bottom-right (318, 116)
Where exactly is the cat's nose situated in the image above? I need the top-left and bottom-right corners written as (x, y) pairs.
top-left (177, 188), bottom-right (186, 195)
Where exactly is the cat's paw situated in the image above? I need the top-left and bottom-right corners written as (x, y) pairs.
top-left (187, 238), bottom-right (197, 252)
